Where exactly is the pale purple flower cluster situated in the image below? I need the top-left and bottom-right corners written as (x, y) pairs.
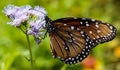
top-left (3, 5), bottom-right (47, 44)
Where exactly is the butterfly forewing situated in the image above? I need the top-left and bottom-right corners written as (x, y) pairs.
top-left (48, 17), bottom-right (117, 64)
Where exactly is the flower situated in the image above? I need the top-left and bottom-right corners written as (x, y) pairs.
top-left (82, 55), bottom-right (103, 70)
top-left (34, 6), bottom-right (47, 15)
top-left (3, 5), bottom-right (32, 26)
top-left (3, 5), bottom-right (19, 16)
top-left (3, 5), bottom-right (48, 44)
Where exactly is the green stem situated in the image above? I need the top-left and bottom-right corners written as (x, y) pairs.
top-left (19, 24), bottom-right (33, 69)
top-left (25, 32), bottom-right (33, 69)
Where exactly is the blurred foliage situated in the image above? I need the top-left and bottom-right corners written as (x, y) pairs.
top-left (0, 0), bottom-right (120, 70)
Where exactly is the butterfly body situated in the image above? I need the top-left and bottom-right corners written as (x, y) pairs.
top-left (45, 16), bottom-right (117, 64)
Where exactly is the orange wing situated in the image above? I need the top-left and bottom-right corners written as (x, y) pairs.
top-left (49, 17), bottom-right (117, 64)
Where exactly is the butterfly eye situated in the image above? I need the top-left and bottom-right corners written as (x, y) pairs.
top-left (46, 17), bottom-right (117, 64)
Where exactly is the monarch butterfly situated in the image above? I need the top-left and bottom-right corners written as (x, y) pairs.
top-left (45, 16), bottom-right (117, 65)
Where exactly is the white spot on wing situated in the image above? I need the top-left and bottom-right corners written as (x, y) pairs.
top-left (80, 22), bottom-right (83, 24)
top-left (86, 24), bottom-right (89, 26)
top-left (80, 31), bottom-right (84, 34)
top-left (73, 38), bottom-right (75, 41)
top-left (71, 26), bottom-right (74, 30)
top-left (89, 31), bottom-right (92, 34)
top-left (70, 34), bottom-right (73, 36)
top-left (65, 47), bottom-right (68, 50)
top-left (110, 30), bottom-right (113, 33)
top-left (108, 34), bottom-right (110, 36)
top-left (97, 36), bottom-right (100, 38)
top-left (107, 24), bottom-right (110, 26)
top-left (110, 26), bottom-right (113, 29)
top-left (101, 21), bottom-right (105, 23)
top-left (95, 22), bottom-right (99, 25)
top-left (69, 57), bottom-right (71, 60)
top-left (91, 19), bottom-right (95, 22)
top-left (97, 30), bottom-right (101, 33)
top-left (85, 21), bottom-right (88, 24)
top-left (77, 28), bottom-right (80, 30)
top-left (64, 24), bottom-right (67, 26)
top-left (80, 57), bottom-right (82, 60)
top-left (95, 24), bottom-right (99, 28)
top-left (82, 18), bottom-right (86, 20)
top-left (73, 17), bottom-right (77, 19)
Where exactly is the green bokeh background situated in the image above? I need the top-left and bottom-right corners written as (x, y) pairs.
top-left (0, 0), bottom-right (120, 70)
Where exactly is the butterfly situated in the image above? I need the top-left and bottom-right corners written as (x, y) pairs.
top-left (45, 16), bottom-right (117, 65)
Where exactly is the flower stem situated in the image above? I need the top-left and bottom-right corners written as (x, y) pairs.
top-left (25, 33), bottom-right (33, 69)
top-left (19, 24), bottom-right (33, 69)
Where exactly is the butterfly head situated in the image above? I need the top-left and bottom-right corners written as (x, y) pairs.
top-left (45, 16), bottom-right (55, 33)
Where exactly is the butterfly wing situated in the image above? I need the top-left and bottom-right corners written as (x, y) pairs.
top-left (49, 17), bottom-right (117, 64)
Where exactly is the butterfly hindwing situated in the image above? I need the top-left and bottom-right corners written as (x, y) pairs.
top-left (50, 28), bottom-right (93, 64)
